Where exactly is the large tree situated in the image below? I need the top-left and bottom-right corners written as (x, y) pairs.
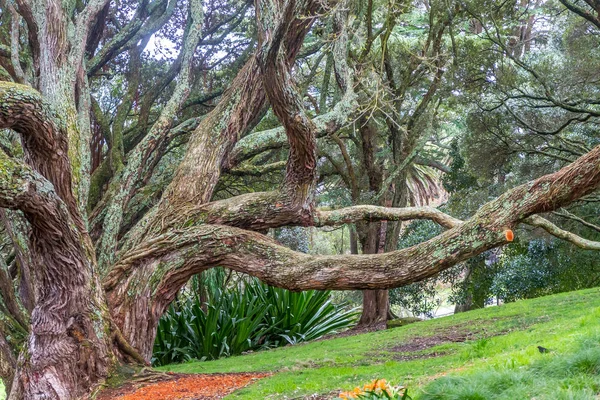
top-left (0, 0), bottom-right (600, 398)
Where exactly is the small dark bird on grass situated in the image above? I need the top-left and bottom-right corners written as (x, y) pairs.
top-left (537, 346), bottom-right (552, 353)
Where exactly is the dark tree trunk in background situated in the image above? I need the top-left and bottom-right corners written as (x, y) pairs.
top-left (357, 223), bottom-right (389, 328)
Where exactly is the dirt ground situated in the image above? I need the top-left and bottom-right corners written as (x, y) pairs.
top-left (96, 372), bottom-right (270, 400)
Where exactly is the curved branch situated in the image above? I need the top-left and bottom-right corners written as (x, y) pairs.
top-left (0, 149), bottom-right (83, 246)
top-left (257, 0), bottom-right (319, 202)
top-left (0, 82), bottom-right (65, 154)
top-left (525, 215), bottom-right (600, 250)
top-left (552, 209), bottom-right (600, 233)
top-left (0, 82), bottom-right (80, 225)
top-left (115, 142), bottom-right (600, 299)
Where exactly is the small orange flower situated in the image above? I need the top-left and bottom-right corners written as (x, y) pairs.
top-left (505, 229), bottom-right (514, 242)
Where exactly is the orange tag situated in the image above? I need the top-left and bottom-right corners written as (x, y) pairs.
top-left (505, 229), bottom-right (514, 242)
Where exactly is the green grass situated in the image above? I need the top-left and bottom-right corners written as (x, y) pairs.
top-left (159, 288), bottom-right (600, 399)
top-left (0, 381), bottom-right (4, 400)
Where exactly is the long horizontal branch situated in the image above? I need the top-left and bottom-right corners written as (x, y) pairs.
top-left (109, 143), bottom-right (600, 297)
top-left (123, 139), bottom-right (600, 254)
top-left (315, 205), bottom-right (462, 229)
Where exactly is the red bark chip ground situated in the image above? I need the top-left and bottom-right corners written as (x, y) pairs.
top-left (99, 372), bottom-right (270, 400)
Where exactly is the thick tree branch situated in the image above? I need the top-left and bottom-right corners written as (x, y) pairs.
top-left (140, 0), bottom-right (320, 232)
top-left (108, 142), bottom-right (600, 296)
top-left (225, 6), bottom-right (356, 170)
top-left (0, 149), bottom-right (72, 231)
top-left (257, 0), bottom-right (323, 205)
top-left (0, 82), bottom-right (81, 225)
top-left (315, 205), bottom-right (462, 229)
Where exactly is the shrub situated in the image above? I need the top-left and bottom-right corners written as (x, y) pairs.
top-left (152, 275), bottom-right (358, 366)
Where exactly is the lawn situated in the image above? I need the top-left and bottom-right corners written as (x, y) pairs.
top-left (160, 287), bottom-right (600, 399)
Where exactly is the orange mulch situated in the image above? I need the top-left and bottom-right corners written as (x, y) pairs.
top-left (99, 372), bottom-right (271, 400)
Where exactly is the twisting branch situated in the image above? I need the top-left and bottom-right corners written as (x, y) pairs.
top-left (0, 82), bottom-right (81, 228)
top-left (131, 0), bottom-right (320, 233)
top-left (227, 5), bottom-right (357, 169)
top-left (257, 0), bottom-right (319, 204)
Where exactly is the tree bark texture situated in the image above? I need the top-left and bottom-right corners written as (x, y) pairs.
top-left (1, 1), bottom-right (600, 399)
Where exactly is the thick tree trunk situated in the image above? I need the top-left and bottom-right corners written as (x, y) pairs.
top-left (359, 290), bottom-right (389, 328)
top-left (6, 212), bottom-right (114, 399)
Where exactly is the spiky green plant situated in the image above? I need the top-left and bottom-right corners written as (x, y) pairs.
top-left (152, 273), bottom-right (358, 366)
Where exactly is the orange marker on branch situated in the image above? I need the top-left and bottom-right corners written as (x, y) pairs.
top-left (504, 229), bottom-right (514, 242)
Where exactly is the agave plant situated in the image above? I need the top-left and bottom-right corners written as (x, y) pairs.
top-left (152, 271), bottom-right (358, 366)
top-left (249, 283), bottom-right (360, 346)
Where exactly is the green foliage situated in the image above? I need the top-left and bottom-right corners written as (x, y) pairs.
top-left (491, 239), bottom-right (600, 302)
top-left (442, 140), bottom-right (479, 194)
top-left (152, 285), bottom-right (272, 366)
top-left (152, 273), bottom-right (358, 366)
top-left (274, 226), bottom-right (309, 253)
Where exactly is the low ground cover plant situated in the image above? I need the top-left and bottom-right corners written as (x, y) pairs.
top-left (152, 273), bottom-right (358, 366)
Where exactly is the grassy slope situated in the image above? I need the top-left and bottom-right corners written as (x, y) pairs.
top-left (161, 288), bottom-right (600, 399)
